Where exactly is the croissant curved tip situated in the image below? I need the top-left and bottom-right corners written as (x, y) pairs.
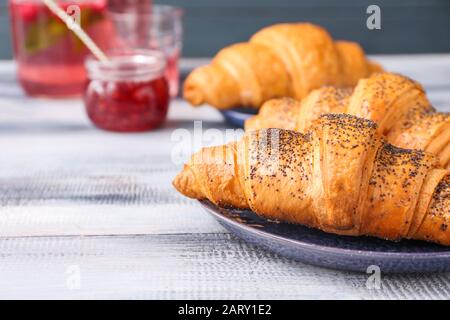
top-left (244, 116), bottom-right (260, 131)
top-left (172, 166), bottom-right (202, 199)
top-left (172, 168), bottom-right (189, 195)
top-left (183, 82), bottom-right (204, 106)
top-left (369, 61), bottom-right (384, 74)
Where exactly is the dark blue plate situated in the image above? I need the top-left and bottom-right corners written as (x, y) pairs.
top-left (200, 200), bottom-right (450, 273)
top-left (220, 108), bottom-right (258, 128)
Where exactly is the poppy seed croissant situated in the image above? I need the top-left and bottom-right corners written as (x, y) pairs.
top-left (174, 114), bottom-right (449, 246)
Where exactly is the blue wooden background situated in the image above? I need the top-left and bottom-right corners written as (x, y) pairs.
top-left (1, 0), bottom-right (450, 59)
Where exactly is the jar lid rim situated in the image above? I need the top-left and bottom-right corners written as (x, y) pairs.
top-left (85, 49), bottom-right (166, 81)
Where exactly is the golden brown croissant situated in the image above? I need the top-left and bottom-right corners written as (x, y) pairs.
top-left (183, 23), bottom-right (382, 110)
top-left (173, 114), bottom-right (450, 246)
top-left (246, 72), bottom-right (450, 169)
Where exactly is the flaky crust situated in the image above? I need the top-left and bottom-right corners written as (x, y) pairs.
top-left (174, 115), bottom-right (449, 246)
top-left (246, 73), bottom-right (450, 169)
top-left (184, 23), bottom-right (380, 109)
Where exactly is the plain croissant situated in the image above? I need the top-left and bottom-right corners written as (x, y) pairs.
top-left (184, 23), bottom-right (382, 109)
top-left (246, 72), bottom-right (450, 169)
top-left (174, 114), bottom-right (450, 246)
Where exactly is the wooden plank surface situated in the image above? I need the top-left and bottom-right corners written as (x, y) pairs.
top-left (0, 56), bottom-right (450, 299)
top-left (1, 234), bottom-right (449, 300)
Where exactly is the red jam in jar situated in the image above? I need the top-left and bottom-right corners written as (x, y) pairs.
top-left (84, 50), bottom-right (169, 132)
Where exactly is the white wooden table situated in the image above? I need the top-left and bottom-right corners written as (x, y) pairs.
top-left (0, 56), bottom-right (450, 300)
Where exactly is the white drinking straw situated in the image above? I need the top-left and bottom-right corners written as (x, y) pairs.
top-left (42, 0), bottom-right (109, 61)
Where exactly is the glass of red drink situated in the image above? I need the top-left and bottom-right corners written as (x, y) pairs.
top-left (107, 5), bottom-right (183, 98)
top-left (9, 0), bottom-right (111, 97)
top-left (84, 49), bottom-right (170, 132)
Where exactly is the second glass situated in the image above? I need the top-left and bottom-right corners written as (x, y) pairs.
top-left (107, 5), bottom-right (183, 97)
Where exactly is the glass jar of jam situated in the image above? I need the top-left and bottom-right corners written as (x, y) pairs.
top-left (84, 50), bottom-right (170, 132)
